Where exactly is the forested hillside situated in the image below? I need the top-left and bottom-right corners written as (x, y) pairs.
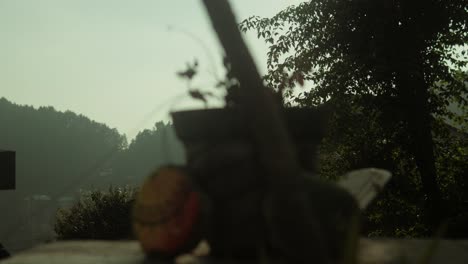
top-left (0, 98), bottom-right (126, 195)
top-left (0, 97), bottom-right (185, 252)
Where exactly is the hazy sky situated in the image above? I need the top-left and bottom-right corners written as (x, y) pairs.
top-left (0, 0), bottom-right (305, 139)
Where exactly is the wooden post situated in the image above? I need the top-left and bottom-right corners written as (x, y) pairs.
top-left (200, 0), bottom-right (301, 190)
top-left (0, 150), bottom-right (15, 190)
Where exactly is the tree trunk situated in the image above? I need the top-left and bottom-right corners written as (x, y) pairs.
top-left (395, 48), bottom-right (445, 228)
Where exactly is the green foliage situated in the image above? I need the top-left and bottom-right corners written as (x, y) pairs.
top-left (240, 1), bottom-right (467, 110)
top-left (316, 96), bottom-right (467, 237)
top-left (240, 0), bottom-right (467, 236)
top-left (54, 187), bottom-right (137, 240)
top-left (317, 97), bottom-right (425, 236)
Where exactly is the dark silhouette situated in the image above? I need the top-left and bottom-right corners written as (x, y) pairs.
top-left (0, 243), bottom-right (10, 259)
top-left (0, 150), bottom-right (15, 190)
top-left (54, 187), bottom-right (136, 240)
top-left (241, 0), bottom-right (467, 234)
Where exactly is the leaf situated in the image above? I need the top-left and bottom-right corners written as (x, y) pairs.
top-left (189, 90), bottom-right (207, 104)
top-left (176, 68), bottom-right (197, 80)
top-left (294, 72), bottom-right (305, 87)
top-left (188, 90), bottom-right (210, 104)
top-left (176, 60), bottom-right (199, 80)
top-left (337, 168), bottom-right (392, 210)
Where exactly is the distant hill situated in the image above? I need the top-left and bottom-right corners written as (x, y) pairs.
top-left (0, 97), bottom-right (127, 196)
top-left (0, 97), bottom-right (185, 195)
top-left (0, 97), bottom-right (185, 253)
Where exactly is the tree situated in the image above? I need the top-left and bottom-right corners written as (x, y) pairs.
top-left (0, 98), bottom-right (128, 196)
top-left (55, 187), bottom-right (137, 240)
top-left (240, 0), bottom-right (467, 227)
top-left (110, 121), bottom-right (185, 186)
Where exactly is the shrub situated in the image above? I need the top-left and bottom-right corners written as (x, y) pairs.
top-left (54, 187), bottom-right (137, 240)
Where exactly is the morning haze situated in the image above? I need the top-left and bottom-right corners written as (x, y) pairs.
top-left (0, 0), bottom-right (304, 139)
top-left (1, 1), bottom-right (306, 253)
top-left (1, 0), bottom-right (467, 261)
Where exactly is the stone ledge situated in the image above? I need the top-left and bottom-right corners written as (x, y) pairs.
top-left (2, 239), bottom-right (468, 264)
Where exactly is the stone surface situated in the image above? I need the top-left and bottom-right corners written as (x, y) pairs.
top-left (2, 239), bottom-right (468, 264)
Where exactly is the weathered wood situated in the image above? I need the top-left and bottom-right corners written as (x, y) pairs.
top-left (188, 3), bottom-right (363, 262)
top-left (2, 240), bottom-right (468, 264)
top-left (200, 0), bottom-right (301, 189)
top-left (0, 150), bottom-right (15, 190)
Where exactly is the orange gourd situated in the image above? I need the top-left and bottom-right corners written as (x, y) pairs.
top-left (133, 166), bottom-right (203, 257)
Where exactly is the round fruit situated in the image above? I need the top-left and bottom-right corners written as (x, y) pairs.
top-left (133, 166), bottom-right (204, 257)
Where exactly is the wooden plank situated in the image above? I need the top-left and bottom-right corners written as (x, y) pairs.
top-left (0, 150), bottom-right (15, 190)
top-left (2, 239), bottom-right (468, 264)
